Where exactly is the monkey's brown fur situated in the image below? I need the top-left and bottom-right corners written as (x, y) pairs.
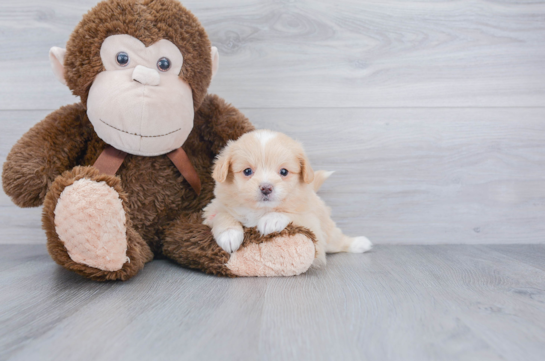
top-left (65, 0), bottom-right (212, 110)
top-left (2, 0), bottom-right (316, 281)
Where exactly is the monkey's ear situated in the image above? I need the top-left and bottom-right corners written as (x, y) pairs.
top-left (211, 46), bottom-right (219, 79)
top-left (49, 47), bottom-right (67, 85)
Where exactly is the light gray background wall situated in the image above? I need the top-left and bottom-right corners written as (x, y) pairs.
top-left (1, 0), bottom-right (544, 245)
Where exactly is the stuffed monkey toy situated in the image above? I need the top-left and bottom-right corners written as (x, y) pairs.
top-left (2, 0), bottom-right (316, 281)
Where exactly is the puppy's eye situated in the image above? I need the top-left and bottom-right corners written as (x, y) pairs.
top-left (280, 168), bottom-right (289, 177)
top-left (116, 52), bottom-right (130, 67)
top-left (243, 168), bottom-right (253, 176)
top-left (157, 57), bottom-right (171, 72)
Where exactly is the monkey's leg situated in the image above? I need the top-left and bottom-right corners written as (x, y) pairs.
top-left (163, 213), bottom-right (317, 277)
top-left (42, 166), bottom-right (153, 281)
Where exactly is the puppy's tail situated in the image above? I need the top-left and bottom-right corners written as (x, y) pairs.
top-left (312, 170), bottom-right (334, 192)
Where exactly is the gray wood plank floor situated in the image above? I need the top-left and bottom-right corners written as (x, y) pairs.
top-left (0, 244), bottom-right (544, 361)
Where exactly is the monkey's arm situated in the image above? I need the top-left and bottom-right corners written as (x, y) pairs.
top-left (194, 94), bottom-right (255, 155)
top-left (2, 103), bottom-right (93, 207)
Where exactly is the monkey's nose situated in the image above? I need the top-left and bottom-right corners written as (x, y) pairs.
top-left (132, 65), bottom-right (160, 86)
top-left (260, 183), bottom-right (274, 195)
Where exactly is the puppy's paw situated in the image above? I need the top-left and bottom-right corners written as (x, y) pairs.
top-left (257, 213), bottom-right (291, 236)
top-left (348, 236), bottom-right (373, 253)
top-left (215, 228), bottom-right (244, 253)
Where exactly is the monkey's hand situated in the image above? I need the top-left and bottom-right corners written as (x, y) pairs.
top-left (2, 103), bottom-right (92, 207)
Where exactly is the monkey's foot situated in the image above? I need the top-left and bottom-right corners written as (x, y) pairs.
top-left (163, 218), bottom-right (316, 278)
top-left (43, 166), bottom-right (153, 281)
top-left (226, 229), bottom-right (316, 277)
top-left (54, 178), bottom-right (128, 271)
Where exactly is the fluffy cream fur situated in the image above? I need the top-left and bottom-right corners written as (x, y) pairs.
top-left (54, 179), bottom-right (128, 271)
top-left (204, 130), bottom-right (372, 267)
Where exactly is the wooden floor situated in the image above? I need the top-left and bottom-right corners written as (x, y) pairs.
top-left (1, 244), bottom-right (544, 361)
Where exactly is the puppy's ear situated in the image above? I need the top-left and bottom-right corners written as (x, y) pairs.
top-left (212, 147), bottom-right (232, 183)
top-left (298, 150), bottom-right (315, 184)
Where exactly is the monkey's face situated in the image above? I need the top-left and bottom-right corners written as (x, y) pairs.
top-left (49, 0), bottom-right (218, 156)
top-left (85, 35), bottom-right (194, 156)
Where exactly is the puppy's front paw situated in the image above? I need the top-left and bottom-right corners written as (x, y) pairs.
top-left (348, 236), bottom-right (373, 253)
top-left (215, 228), bottom-right (244, 253)
top-left (257, 213), bottom-right (291, 236)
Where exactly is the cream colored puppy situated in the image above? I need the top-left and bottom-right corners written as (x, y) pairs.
top-left (203, 130), bottom-right (372, 266)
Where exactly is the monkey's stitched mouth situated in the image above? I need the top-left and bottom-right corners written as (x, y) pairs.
top-left (99, 119), bottom-right (181, 138)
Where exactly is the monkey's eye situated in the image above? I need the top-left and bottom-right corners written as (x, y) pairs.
top-left (116, 52), bottom-right (130, 67)
top-left (280, 168), bottom-right (289, 177)
top-left (243, 168), bottom-right (253, 176)
top-left (157, 57), bottom-right (171, 72)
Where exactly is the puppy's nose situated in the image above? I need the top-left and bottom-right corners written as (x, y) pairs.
top-left (260, 183), bottom-right (274, 195)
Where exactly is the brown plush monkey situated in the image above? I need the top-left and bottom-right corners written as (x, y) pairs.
top-left (2, 0), bottom-right (316, 281)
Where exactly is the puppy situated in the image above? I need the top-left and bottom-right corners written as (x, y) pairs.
top-left (203, 130), bottom-right (372, 266)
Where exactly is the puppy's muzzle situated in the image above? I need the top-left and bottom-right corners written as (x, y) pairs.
top-left (260, 183), bottom-right (274, 196)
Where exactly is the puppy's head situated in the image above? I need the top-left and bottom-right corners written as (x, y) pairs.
top-left (212, 130), bottom-right (314, 208)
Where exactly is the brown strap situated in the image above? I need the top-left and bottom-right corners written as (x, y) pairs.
top-left (167, 147), bottom-right (202, 195)
top-left (93, 145), bottom-right (201, 195)
top-left (93, 145), bottom-right (127, 176)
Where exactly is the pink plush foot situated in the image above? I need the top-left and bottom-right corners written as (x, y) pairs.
top-left (54, 178), bottom-right (128, 271)
top-left (226, 234), bottom-right (315, 277)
